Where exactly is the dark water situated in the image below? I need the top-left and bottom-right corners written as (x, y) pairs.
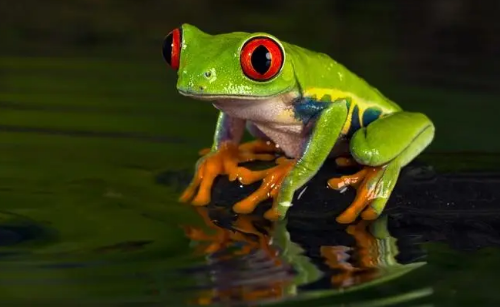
top-left (0, 154), bottom-right (499, 306)
top-left (0, 202), bottom-right (431, 306)
top-left (172, 207), bottom-right (430, 307)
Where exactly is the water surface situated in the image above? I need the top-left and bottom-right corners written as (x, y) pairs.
top-left (1, 57), bottom-right (500, 306)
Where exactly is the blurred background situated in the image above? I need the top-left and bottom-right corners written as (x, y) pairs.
top-left (0, 0), bottom-right (500, 304)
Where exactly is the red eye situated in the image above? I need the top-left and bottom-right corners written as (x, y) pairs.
top-left (240, 37), bottom-right (284, 81)
top-left (162, 28), bottom-right (182, 70)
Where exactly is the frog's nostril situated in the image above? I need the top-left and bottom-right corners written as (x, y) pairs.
top-left (199, 86), bottom-right (205, 91)
top-left (204, 71), bottom-right (212, 78)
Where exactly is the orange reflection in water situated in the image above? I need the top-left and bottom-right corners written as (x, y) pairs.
top-left (321, 219), bottom-right (393, 289)
top-left (181, 205), bottom-right (404, 306)
top-left (181, 206), bottom-right (292, 306)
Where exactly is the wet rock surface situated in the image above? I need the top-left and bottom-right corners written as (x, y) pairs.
top-left (158, 158), bottom-right (500, 251)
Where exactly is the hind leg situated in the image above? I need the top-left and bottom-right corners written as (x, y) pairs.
top-left (328, 112), bottom-right (435, 223)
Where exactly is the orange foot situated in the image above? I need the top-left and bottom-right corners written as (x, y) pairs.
top-left (238, 139), bottom-right (282, 155)
top-left (179, 140), bottom-right (278, 206)
top-left (230, 157), bottom-right (296, 219)
top-left (328, 166), bottom-right (385, 224)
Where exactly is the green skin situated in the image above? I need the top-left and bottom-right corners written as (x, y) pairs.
top-left (170, 24), bottom-right (435, 223)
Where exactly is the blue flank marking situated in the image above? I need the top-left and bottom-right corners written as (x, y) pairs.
top-left (347, 105), bottom-right (361, 137)
top-left (363, 107), bottom-right (383, 127)
top-left (293, 97), bottom-right (329, 123)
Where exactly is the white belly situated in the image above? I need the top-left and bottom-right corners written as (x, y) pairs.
top-left (212, 95), bottom-right (299, 125)
top-left (212, 94), bottom-right (307, 157)
top-left (253, 123), bottom-right (350, 158)
top-left (212, 94), bottom-right (348, 158)
top-left (253, 122), bottom-right (305, 158)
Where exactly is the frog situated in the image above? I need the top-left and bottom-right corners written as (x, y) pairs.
top-left (162, 24), bottom-right (435, 224)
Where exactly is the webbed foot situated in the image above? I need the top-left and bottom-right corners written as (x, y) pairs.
top-left (179, 140), bottom-right (277, 206)
top-left (328, 165), bottom-right (396, 224)
top-left (231, 157), bottom-right (296, 218)
top-left (238, 139), bottom-right (282, 156)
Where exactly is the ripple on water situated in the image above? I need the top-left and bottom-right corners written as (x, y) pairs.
top-left (0, 212), bottom-right (56, 257)
top-left (173, 206), bottom-right (430, 306)
top-left (0, 211), bottom-right (191, 304)
top-left (0, 206), bottom-right (430, 306)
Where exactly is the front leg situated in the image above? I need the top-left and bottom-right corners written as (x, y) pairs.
top-left (180, 112), bottom-right (275, 205)
top-left (329, 111), bottom-right (435, 223)
top-left (260, 99), bottom-right (350, 220)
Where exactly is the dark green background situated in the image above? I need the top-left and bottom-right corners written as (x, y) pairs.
top-left (0, 0), bottom-right (499, 305)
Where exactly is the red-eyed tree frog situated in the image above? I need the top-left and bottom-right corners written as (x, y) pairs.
top-left (162, 24), bottom-right (435, 224)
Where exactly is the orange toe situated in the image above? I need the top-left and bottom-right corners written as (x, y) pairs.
top-left (236, 139), bottom-right (280, 164)
top-left (232, 195), bottom-right (265, 214)
top-left (361, 207), bottom-right (379, 220)
top-left (179, 162), bottom-right (205, 203)
top-left (263, 208), bottom-right (281, 221)
top-left (179, 186), bottom-right (196, 203)
top-left (328, 168), bottom-right (367, 190)
top-left (336, 189), bottom-right (372, 223)
top-left (238, 152), bottom-right (276, 163)
top-left (232, 167), bottom-right (269, 185)
top-left (180, 142), bottom-right (238, 204)
top-left (233, 159), bottom-right (295, 216)
top-left (191, 163), bottom-right (219, 205)
top-left (181, 140), bottom-right (281, 207)
top-left (333, 167), bottom-right (382, 224)
top-left (336, 209), bottom-right (361, 224)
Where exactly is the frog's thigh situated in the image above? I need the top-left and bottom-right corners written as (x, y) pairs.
top-left (350, 112), bottom-right (435, 167)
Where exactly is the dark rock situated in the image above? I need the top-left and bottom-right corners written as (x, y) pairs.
top-left (157, 158), bottom-right (500, 251)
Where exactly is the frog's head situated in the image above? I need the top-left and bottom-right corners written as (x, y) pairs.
top-left (162, 24), bottom-right (297, 101)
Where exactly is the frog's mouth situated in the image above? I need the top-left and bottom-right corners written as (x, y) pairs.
top-left (178, 90), bottom-right (285, 101)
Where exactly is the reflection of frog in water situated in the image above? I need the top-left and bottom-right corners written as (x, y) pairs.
top-left (182, 206), bottom-right (315, 305)
top-left (321, 215), bottom-right (410, 289)
top-left (181, 207), bottom-right (426, 305)
top-left (182, 206), bottom-right (276, 259)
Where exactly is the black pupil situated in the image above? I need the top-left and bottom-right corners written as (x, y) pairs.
top-left (162, 33), bottom-right (173, 65)
top-left (251, 45), bottom-right (271, 74)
